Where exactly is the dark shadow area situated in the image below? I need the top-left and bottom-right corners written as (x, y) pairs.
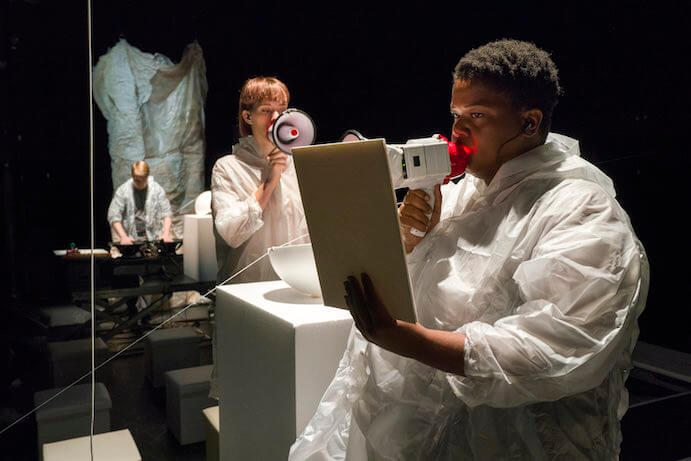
top-left (1, 0), bottom-right (689, 458)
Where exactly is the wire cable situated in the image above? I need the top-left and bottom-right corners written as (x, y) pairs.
top-left (87, 0), bottom-right (96, 458)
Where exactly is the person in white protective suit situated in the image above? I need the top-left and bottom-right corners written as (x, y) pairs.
top-left (211, 76), bottom-right (309, 284)
top-left (107, 160), bottom-right (173, 244)
top-left (209, 76), bottom-right (309, 399)
top-left (290, 40), bottom-right (649, 460)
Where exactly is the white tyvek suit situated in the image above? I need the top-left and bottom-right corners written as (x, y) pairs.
top-left (107, 176), bottom-right (172, 242)
top-left (289, 133), bottom-right (649, 460)
top-left (211, 136), bottom-right (310, 283)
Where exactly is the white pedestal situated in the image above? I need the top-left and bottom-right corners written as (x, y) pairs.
top-left (43, 429), bottom-right (141, 461)
top-left (216, 281), bottom-right (353, 461)
top-left (183, 214), bottom-right (217, 282)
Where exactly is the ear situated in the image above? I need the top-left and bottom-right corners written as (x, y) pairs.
top-left (242, 110), bottom-right (253, 125)
top-left (521, 108), bottom-right (544, 136)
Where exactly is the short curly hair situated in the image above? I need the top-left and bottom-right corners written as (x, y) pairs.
top-left (454, 39), bottom-right (563, 134)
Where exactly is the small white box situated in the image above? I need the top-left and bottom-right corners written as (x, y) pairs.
top-left (34, 383), bottom-right (111, 460)
top-left (48, 338), bottom-right (108, 387)
top-left (144, 327), bottom-right (201, 388)
top-left (216, 281), bottom-right (353, 460)
top-left (165, 364), bottom-right (215, 445)
top-left (203, 406), bottom-right (219, 461)
top-left (43, 429), bottom-right (141, 461)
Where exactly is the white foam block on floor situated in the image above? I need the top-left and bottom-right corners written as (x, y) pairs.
top-left (40, 305), bottom-right (91, 327)
top-left (183, 214), bottom-right (217, 282)
top-left (203, 405), bottom-right (219, 432)
top-left (216, 281), bottom-right (353, 460)
top-left (42, 429), bottom-right (141, 461)
top-left (203, 406), bottom-right (219, 461)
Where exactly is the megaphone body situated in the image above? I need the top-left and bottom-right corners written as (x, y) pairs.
top-left (340, 130), bottom-right (471, 237)
top-left (267, 109), bottom-right (317, 154)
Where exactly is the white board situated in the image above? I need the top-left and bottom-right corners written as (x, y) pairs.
top-left (292, 139), bottom-right (417, 323)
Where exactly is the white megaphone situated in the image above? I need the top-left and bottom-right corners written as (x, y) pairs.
top-left (339, 129), bottom-right (470, 237)
top-left (267, 109), bottom-right (317, 154)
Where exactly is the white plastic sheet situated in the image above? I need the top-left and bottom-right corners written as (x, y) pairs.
top-left (93, 39), bottom-right (208, 237)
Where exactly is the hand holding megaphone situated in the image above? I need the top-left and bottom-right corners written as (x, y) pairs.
top-left (267, 109), bottom-right (317, 154)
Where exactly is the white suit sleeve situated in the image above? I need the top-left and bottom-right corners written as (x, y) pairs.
top-left (447, 184), bottom-right (645, 408)
top-left (155, 184), bottom-right (173, 218)
top-left (107, 186), bottom-right (126, 225)
top-left (211, 161), bottom-right (264, 248)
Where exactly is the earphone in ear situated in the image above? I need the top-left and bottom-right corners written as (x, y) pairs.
top-left (522, 120), bottom-right (535, 133)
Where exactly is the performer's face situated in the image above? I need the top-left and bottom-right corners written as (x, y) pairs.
top-left (246, 99), bottom-right (288, 144)
top-left (133, 174), bottom-right (148, 190)
top-left (450, 79), bottom-right (526, 184)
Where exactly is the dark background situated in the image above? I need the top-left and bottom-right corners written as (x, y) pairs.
top-left (1, 0), bottom-right (689, 355)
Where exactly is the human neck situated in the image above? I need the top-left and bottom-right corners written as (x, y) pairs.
top-left (253, 134), bottom-right (277, 157)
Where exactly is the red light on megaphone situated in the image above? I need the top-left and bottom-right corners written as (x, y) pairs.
top-left (277, 125), bottom-right (300, 142)
top-left (435, 134), bottom-right (471, 182)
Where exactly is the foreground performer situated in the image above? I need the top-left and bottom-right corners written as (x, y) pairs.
top-left (107, 160), bottom-right (173, 244)
top-left (290, 40), bottom-right (648, 460)
top-left (211, 76), bottom-right (309, 284)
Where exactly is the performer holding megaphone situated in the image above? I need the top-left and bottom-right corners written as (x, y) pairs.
top-left (208, 76), bottom-right (314, 399)
top-left (210, 76), bottom-right (313, 286)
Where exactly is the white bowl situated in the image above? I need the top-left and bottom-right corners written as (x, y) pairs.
top-left (268, 243), bottom-right (322, 298)
top-left (194, 191), bottom-right (212, 215)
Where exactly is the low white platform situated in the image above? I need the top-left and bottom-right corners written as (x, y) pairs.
top-left (216, 280), bottom-right (353, 460)
top-left (43, 429), bottom-right (141, 461)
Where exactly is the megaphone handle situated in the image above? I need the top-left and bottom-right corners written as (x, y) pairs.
top-left (409, 185), bottom-right (435, 238)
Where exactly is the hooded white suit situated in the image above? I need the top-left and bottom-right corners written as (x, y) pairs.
top-left (211, 136), bottom-right (309, 283)
top-left (290, 134), bottom-right (648, 460)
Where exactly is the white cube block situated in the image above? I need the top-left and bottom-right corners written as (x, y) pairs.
top-left (48, 338), bottom-right (108, 387)
top-left (144, 327), bottom-right (201, 388)
top-left (216, 281), bottom-right (353, 460)
top-left (183, 214), bottom-right (217, 282)
top-left (43, 429), bottom-right (141, 461)
top-left (203, 406), bottom-right (219, 461)
top-left (35, 383), bottom-right (111, 459)
top-left (40, 305), bottom-right (91, 328)
top-left (165, 364), bottom-right (215, 445)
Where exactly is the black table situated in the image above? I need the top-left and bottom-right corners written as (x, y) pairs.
top-left (69, 257), bottom-right (215, 339)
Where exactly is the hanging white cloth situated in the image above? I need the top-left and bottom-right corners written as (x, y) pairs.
top-left (93, 39), bottom-right (208, 237)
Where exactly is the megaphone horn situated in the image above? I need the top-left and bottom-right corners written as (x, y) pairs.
top-left (339, 129), bottom-right (367, 142)
top-left (267, 108), bottom-right (317, 154)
